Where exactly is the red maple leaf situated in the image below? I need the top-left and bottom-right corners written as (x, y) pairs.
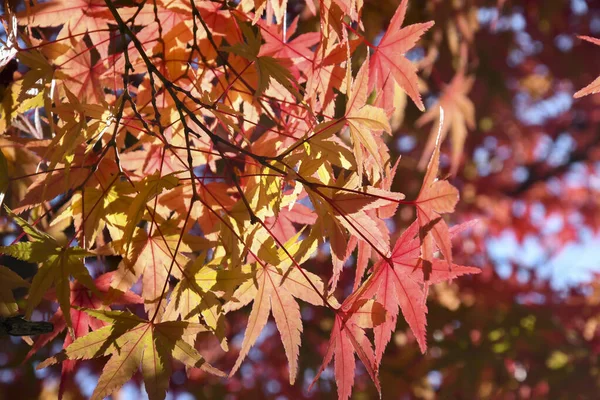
top-left (368, 0), bottom-right (434, 112)
top-left (360, 220), bottom-right (480, 361)
top-left (309, 300), bottom-right (382, 400)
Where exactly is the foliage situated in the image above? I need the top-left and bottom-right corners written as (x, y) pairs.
top-left (1, 0), bottom-right (600, 399)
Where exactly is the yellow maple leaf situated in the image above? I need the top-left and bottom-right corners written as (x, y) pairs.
top-left (38, 309), bottom-right (224, 400)
top-left (225, 232), bottom-right (332, 384)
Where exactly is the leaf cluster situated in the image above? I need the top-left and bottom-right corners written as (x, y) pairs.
top-left (0, 1), bottom-right (484, 398)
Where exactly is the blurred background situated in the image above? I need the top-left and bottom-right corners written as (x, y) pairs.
top-left (3, 0), bottom-right (600, 399)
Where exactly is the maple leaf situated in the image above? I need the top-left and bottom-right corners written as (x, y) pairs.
top-left (414, 109), bottom-right (459, 271)
top-left (0, 208), bottom-right (96, 329)
top-left (318, 0), bottom-right (345, 41)
top-left (369, 0), bottom-right (434, 111)
top-left (257, 16), bottom-right (320, 77)
top-left (283, 123), bottom-right (355, 177)
top-left (308, 299), bottom-right (382, 400)
top-left (39, 309), bottom-right (225, 400)
top-left (358, 220), bottom-right (480, 362)
top-left (16, 45), bottom-right (57, 99)
top-left (333, 0), bottom-right (364, 21)
top-left (574, 36), bottom-right (600, 98)
top-left (417, 66), bottom-right (475, 175)
top-left (225, 233), bottom-right (329, 384)
top-left (0, 265), bottom-right (30, 317)
top-left (24, 272), bottom-right (142, 398)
